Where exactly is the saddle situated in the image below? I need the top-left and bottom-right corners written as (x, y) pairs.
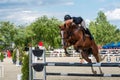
top-left (67, 24), bottom-right (86, 41)
top-left (77, 25), bottom-right (93, 40)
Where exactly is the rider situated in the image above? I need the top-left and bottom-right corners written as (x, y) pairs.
top-left (64, 14), bottom-right (94, 40)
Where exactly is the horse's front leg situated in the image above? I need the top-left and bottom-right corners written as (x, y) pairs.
top-left (81, 51), bottom-right (97, 74)
top-left (73, 40), bottom-right (82, 52)
top-left (64, 46), bottom-right (69, 56)
top-left (63, 42), bottom-right (72, 57)
top-left (98, 67), bottom-right (103, 74)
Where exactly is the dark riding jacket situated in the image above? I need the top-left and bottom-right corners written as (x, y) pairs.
top-left (71, 17), bottom-right (93, 40)
top-left (72, 17), bottom-right (83, 25)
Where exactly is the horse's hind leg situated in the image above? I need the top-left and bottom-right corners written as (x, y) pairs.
top-left (98, 67), bottom-right (103, 74)
top-left (81, 51), bottom-right (97, 74)
top-left (91, 47), bottom-right (103, 74)
top-left (81, 51), bottom-right (91, 62)
top-left (91, 45), bottom-right (100, 62)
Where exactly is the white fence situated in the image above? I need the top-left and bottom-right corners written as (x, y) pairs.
top-left (0, 65), bottom-right (4, 78)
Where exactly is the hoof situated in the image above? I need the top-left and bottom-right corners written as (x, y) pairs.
top-left (65, 53), bottom-right (71, 57)
top-left (100, 72), bottom-right (104, 74)
top-left (100, 71), bottom-right (104, 74)
top-left (92, 71), bottom-right (97, 74)
top-left (80, 59), bottom-right (84, 63)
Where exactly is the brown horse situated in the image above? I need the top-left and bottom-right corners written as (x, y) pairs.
top-left (59, 20), bottom-right (106, 74)
top-left (59, 23), bottom-right (76, 56)
top-left (59, 21), bottom-right (87, 56)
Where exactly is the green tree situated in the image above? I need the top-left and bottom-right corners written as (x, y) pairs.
top-left (27, 16), bottom-right (61, 49)
top-left (12, 49), bottom-right (17, 64)
top-left (89, 11), bottom-right (120, 45)
top-left (0, 33), bottom-right (5, 50)
top-left (21, 54), bottom-right (29, 80)
top-left (13, 26), bottom-right (27, 47)
top-left (0, 21), bottom-right (16, 49)
top-left (0, 52), bottom-right (4, 62)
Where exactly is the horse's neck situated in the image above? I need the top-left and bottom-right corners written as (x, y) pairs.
top-left (66, 25), bottom-right (83, 36)
top-left (72, 26), bottom-right (82, 32)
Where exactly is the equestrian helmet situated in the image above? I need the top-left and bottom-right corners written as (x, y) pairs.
top-left (64, 14), bottom-right (72, 21)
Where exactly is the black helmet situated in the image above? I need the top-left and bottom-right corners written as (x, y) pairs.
top-left (64, 14), bottom-right (71, 21)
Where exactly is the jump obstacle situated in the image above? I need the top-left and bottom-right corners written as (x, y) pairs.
top-left (29, 48), bottom-right (120, 80)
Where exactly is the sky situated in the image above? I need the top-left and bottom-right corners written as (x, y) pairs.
top-left (0, 0), bottom-right (120, 28)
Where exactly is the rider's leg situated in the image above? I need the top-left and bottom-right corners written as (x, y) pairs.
top-left (81, 20), bottom-right (94, 40)
top-left (86, 28), bottom-right (94, 40)
top-left (81, 20), bottom-right (87, 30)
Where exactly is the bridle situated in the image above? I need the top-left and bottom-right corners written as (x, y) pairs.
top-left (60, 23), bottom-right (71, 46)
top-left (60, 23), bottom-right (71, 39)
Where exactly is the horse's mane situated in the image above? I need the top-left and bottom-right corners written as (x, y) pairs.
top-left (65, 20), bottom-right (84, 33)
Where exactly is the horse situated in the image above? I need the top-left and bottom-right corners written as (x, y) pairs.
top-left (59, 23), bottom-right (76, 56)
top-left (59, 21), bottom-right (87, 56)
top-left (59, 20), bottom-right (106, 74)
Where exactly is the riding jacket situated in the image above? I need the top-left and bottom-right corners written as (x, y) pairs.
top-left (72, 17), bottom-right (87, 30)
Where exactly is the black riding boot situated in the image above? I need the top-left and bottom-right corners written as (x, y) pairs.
top-left (85, 28), bottom-right (94, 40)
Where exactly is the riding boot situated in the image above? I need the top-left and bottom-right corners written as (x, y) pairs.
top-left (86, 28), bottom-right (94, 40)
top-left (81, 27), bottom-right (86, 41)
